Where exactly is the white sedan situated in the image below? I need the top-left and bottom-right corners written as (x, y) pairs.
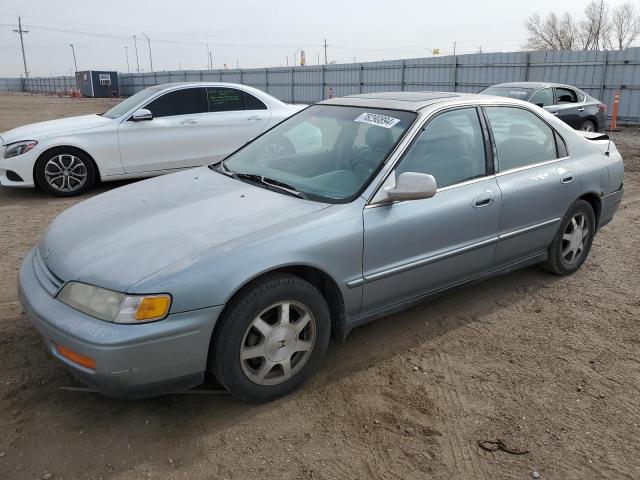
top-left (0, 82), bottom-right (304, 196)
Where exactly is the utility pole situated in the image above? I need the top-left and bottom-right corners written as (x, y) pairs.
top-left (142, 33), bottom-right (153, 72)
top-left (13, 17), bottom-right (29, 79)
top-left (323, 38), bottom-right (328, 64)
top-left (125, 46), bottom-right (130, 73)
top-left (453, 41), bottom-right (456, 56)
top-left (206, 44), bottom-right (211, 69)
top-left (133, 35), bottom-right (140, 73)
top-left (209, 51), bottom-right (213, 70)
top-left (69, 44), bottom-right (78, 72)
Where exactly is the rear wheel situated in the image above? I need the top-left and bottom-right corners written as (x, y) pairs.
top-left (210, 274), bottom-right (331, 402)
top-left (35, 148), bottom-right (96, 197)
top-left (542, 200), bottom-right (596, 275)
top-left (579, 119), bottom-right (596, 132)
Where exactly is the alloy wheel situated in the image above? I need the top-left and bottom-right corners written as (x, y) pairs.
top-left (561, 212), bottom-right (590, 265)
top-left (44, 154), bottom-right (88, 193)
top-left (240, 301), bottom-right (316, 386)
top-left (581, 122), bottom-right (595, 132)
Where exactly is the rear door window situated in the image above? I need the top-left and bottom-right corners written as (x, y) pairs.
top-left (485, 107), bottom-right (558, 171)
top-left (555, 88), bottom-right (578, 104)
top-left (206, 87), bottom-right (244, 112)
top-left (206, 88), bottom-right (268, 112)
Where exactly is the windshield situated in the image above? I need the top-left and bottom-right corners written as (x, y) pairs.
top-left (478, 86), bottom-right (533, 100)
top-left (101, 87), bottom-right (162, 119)
top-left (221, 105), bottom-right (417, 203)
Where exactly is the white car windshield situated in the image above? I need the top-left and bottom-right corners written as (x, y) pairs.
top-left (101, 87), bottom-right (163, 119)
top-left (219, 105), bottom-right (417, 203)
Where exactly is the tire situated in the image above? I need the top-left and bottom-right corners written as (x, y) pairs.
top-left (579, 119), bottom-right (596, 132)
top-left (210, 274), bottom-right (331, 402)
top-left (35, 148), bottom-right (96, 197)
top-left (542, 199), bottom-right (596, 276)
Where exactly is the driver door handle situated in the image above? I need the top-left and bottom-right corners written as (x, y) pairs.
top-left (578, 107), bottom-right (585, 112)
top-left (561, 172), bottom-right (574, 184)
top-left (472, 192), bottom-right (494, 208)
top-left (180, 119), bottom-right (198, 125)
top-left (247, 115), bottom-right (263, 121)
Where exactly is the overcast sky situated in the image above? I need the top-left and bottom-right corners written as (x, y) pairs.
top-left (0, 0), bottom-right (602, 77)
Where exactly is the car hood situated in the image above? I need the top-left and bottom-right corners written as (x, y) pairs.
top-left (39, 167), bottom-right (330, 292)
top-left (1, 114), bottom-right (111, 144)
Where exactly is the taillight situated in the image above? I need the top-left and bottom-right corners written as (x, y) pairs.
top-left (598, 103), bottom-right (607, 112)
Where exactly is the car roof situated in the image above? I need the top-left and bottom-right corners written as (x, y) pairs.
top-left (488, 82), bottom-right (578, 90)
top-left (149, 81), bottom-right (256, 90)
top-left (319, 91), bottom-right (489, 112)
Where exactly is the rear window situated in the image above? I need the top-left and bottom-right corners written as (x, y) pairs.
top-left (479, 87), bottom-right (532, 100)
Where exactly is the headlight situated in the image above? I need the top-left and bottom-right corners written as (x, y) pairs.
top-left (57, 282), bottom-right (171, 324)
top-left (3, 140), bottom-right (38, 158)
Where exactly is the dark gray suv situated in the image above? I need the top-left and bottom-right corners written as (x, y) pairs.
top-left (480, 82), bottom-right (607, 132)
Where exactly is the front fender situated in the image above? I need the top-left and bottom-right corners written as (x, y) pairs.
top-left (129, 200), bottom-right (366, 320)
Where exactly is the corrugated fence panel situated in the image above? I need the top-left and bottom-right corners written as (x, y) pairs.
top-left (404, 56), bottom-right (454, 92)
top-left (2, 47), bottom-right (640, 120)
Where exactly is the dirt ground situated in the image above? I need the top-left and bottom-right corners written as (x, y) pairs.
top-left (0, 92), bottom-right (638, 480)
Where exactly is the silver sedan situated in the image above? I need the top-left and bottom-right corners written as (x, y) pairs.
top-left (19, 91), bottom-right (624, 402)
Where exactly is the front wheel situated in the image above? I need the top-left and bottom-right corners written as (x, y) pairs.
top-left (210, 274), bottom-right (331, 402)
top-left (542, 199), bottom-right (596, 275)
top-left (35, 149), bottom-right (96, 197)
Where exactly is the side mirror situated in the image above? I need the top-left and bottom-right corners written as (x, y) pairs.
top-left (371, 172), bottom-right (437, 205)
top-left (132, 108), bottom-right (153, 121)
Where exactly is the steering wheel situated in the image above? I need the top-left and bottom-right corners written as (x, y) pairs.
top-left (346, 148), bottom-right (385, 177)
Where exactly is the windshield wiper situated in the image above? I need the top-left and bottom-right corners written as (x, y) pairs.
top-left (235, 173), bottom-right (308, 200)
top-left (210, 161), bottom-right (307, 199)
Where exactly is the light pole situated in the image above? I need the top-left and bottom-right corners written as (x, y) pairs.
top-left (142, 33), bottom-right (153, 72)
top-left (124, 46), bottom-right (130, 73)
top-left (133, 35), bottom-right (140, 73)
top-left (69, 44), bottom-right (78, 72)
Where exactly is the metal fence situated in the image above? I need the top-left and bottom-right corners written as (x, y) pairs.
top-left (2, 47), bottom-right (639, 121)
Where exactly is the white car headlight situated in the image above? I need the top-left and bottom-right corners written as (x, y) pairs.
top-left (4, 140), bottom-right (38, 158)
top-left (57, 282), bottom-right (171, 324)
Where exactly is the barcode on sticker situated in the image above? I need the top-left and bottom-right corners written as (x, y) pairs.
top-left (354, 112), bottom-right (401, 129)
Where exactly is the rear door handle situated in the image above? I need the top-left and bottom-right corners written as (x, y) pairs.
top-left (180, 119), bottom-right (198, 125)
top-left (561, 172), bottom-right (574, 184)
top-left (472, 192), bottom-right (494, 208)
top-left (552, 112), bottom-right (559, 116)
top-left (578, 107), bottom-right (585, 112)
top-left (247, 115), bottom-right (263, 121)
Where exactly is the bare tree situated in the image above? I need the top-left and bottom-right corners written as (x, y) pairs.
top-left (525, 12), bottom-right (580, 50)
top-left (611, 1), bottom-right (640, 49)
top-left (579, 0), bottom-right (611, 50)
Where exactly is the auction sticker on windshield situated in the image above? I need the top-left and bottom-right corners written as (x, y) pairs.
top-left (354, 112), bottom-right (401, 129)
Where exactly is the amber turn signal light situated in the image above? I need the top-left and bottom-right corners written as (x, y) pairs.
top-left (135, 295), bottom-right (171, 321)
top-left (55, 343), bottom-right (96, 370)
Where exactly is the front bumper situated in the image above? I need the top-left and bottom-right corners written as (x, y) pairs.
top-left (18, 247), bottom-right (223, 398)
top-left (0, 145), bottom-right (39, 187)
